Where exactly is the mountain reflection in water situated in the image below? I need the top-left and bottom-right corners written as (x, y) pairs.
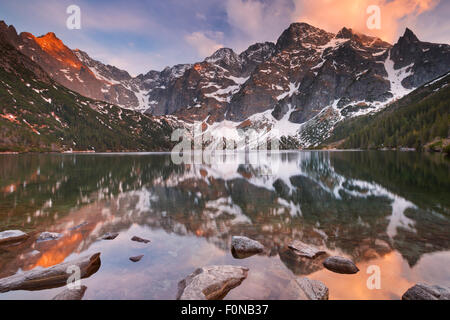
top-left (0, 151), bottom-right (449, 300)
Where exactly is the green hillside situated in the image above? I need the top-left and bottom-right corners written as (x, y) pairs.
top-left (0, 39), bottom-right (175, 152)
top-left (325, 73), bottom-right (450, 152)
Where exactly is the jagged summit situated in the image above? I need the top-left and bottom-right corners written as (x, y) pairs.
top-left (38, 32), bottom-right (58, 39)
top-left (286, 22), bottom-right (317, 32)
top-left (335, 26), bottom-right (391, 49)
top-left (336, 27), bottom-right (357, 39)
top-left (205, 47), bottom-right (240, 66)
top-left (401, 28), bottom-right (420, 43)
top-left (276, 22), bottom-right (334, 49)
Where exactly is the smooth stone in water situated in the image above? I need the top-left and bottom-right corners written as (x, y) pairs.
top-left (323, 256), bottom-right (359, 274)
top-left (52, 286), bottom-right (87, 300)
top-left (0, 230), bottom-right (29, 245)
top-left (37, 232), bottom-right (62, 242)
top-left (177, 265), bottom-right (249, 300)
top-left (288, 240), bottom-right (326, 259)
top-left (231, 236), bottom-right (264, 258)
top-left (101, 232), bottom-right (119, 240)
top-left (129, 255), bottom-right (144, 262)
top-left (131, 236), bottom-right (150, 243)
top-left (402, 283), bottom-right (450, 300)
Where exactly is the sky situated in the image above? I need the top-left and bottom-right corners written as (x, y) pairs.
top-left (0, 0), bottom-right (449, 76)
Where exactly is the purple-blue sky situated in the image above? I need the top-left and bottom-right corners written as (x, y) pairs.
top-left (1, 0), bottom-right (449, 76)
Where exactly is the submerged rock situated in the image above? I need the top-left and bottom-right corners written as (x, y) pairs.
top-left (37, 232), bottom-right (62, 242)
top-left (52, 286), bottom-right (87, 300)
top-left (282, 277), bottom-right (329, 300)
top-left (279, 247), bottom-right (328, 276)
top-left (323, 256), bottom-right (359, 274)
top-left (288, 240), bottom-right (326, 259)
top-left (131, 236), bottom-right (150, 243)
top-left (0, 230), bottom-right (29, 245)
top-left (129, 255), bottom-right (144, 262)
top-left (402, 283), bottom-right (450, 300)
top-left (177, 265), bottom-right (249, 300)
top-left (101, 232), bottom-right (119, 240)
top-left (231, 236), bottom-right (264, 258)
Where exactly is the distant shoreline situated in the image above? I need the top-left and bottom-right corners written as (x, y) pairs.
top-left (0, 149), bottom-right (445, 155)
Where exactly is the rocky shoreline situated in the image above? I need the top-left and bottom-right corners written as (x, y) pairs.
top-left (0, 229), bottom-right (448, 300)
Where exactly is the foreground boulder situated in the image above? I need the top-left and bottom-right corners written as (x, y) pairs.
top-left (52, 286), bottom-right (87, 300)
top-left (0, 230), bottom-right (29, 245)
top-left (231, 236), bottom-right (264, 258)
top-left (282, 277), bottom-right (329, 300)
top-left (288, 240), bottom-right (326, 259)
top-left (402, 283), bottom-right (450, 300)
top-left (177, 265), bottom-right (249, 300)
top-left (323, 256), bottom-right (359, 274)
top-left (0, 252), bottom-right (101, 293)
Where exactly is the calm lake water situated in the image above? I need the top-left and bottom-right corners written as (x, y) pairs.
top-left (0, 151), bottom-right (449, 300)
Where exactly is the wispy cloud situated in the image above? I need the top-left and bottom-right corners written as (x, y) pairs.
top-left (292, 0), bottom-right (441, 43)
top-left (224, 0), bottom-right (293, 51)
top-left (185, 31), bottom-right (224, 57)
top-left (1, 0), bottom-right (448, 75)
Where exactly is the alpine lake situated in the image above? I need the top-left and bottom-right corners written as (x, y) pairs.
top-left (0, 151), bottom-right (449, 300)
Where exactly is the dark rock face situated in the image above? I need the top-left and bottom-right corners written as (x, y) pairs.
top-left (177, 265), bottom-right (249, 300)
top-left (402, 283), bottom-right (450, 300)
top-left (323, 256), bottom-right (359, 274)
top-left (390, 28), bottom-right (450, 89)
top-left (146, 42), bottom-right (276, 122)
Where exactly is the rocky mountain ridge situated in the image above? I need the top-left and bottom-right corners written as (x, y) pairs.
top-left (1, 20), bottom-right (449, 148)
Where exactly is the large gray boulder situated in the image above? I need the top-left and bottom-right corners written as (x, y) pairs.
top-left (323, 256), bottom-right (359, 274)
top-left (177, 265), bottom-right (249, 300)
top-left (231, 236), bottom-right (264, 259)
top-left (402, 283), bottom-right (450, 300)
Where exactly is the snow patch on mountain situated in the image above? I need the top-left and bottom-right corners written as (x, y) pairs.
top-left (384, 51), bottom-right (414, 98)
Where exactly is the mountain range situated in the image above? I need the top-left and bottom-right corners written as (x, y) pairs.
top-left (0, 20), bottom-right (449, 152)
